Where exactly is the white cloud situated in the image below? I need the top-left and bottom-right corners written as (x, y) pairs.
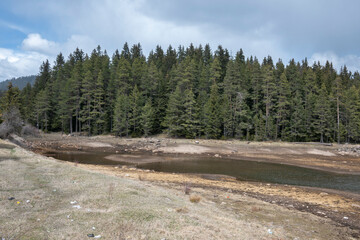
top-left (0, 48), bottom-right (48, 80)
top-left (28, 0), bottom-right (286, 61)
top-left (310, 51), bottom-right (360, 73)
top-left (21, 33), bottom-right (59, 55)
top-left (0, 20), bottom-right (27, 34)
top-left (3, 0), bottom-right (359, 81)
top-left (0, 33), bottom-right (98, 81)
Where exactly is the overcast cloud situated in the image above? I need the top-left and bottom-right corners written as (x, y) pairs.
top-left (0, 0), bottom-right (359, 81)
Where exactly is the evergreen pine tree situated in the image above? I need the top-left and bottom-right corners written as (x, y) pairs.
top-left (113, 93), bottom-right (130, 137)
top-left (204, 83), bottom-right (222, 138)
top-left (141, 98), bottom-right (154, 137)
top-left (313, 83), bottom-right (332, 142)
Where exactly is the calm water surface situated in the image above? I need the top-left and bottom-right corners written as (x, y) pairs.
top-left (46, 151), bottom-right (360, 193)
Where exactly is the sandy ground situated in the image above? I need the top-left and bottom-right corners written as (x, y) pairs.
top-left (0, 139), bottom-right (359, 239)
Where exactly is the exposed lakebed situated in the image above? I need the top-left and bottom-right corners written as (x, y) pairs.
top-left (45, 151), bottom-right (360, 193)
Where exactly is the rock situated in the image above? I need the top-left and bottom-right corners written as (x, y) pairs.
top-left (94, 235), bottom-right (101, 239)
top-left (72, 205), bottom-right (81, 209)
top-left (319, 192), bottom-right (329, 197)
top-left (87, 233), bottom-right (95, 237)
top-left (70, 201), bottom-right (77, 205)
top-left (351, 204), bottom-right (360, 208)
top-left (343, 216), bottom-right (349, 220)
top-left (195, 141), bottom-right (199, 144)
top-left (214, 154), bottom-right (220, 157)
top-left (8, 197), bottom-right (15, 200)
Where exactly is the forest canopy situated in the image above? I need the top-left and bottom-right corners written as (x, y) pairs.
top-left (2, 43), bottom-right (360, 143)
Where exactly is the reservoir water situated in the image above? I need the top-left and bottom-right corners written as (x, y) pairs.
top-left (46, 151), bottom-right (360, 193)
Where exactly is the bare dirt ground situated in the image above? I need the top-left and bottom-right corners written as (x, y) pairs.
top-left (3, 133), bottom-right (359, 239)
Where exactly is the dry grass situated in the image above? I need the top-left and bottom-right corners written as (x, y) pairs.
top-left (189, 195), bottom-right (201, 203)
top-left (138, 174), bottom-right (145, 181)
top-left (251, 206), bottom-right (261, 212)
top-left (184, 182), bottom-right (191, 195)
top-left (175, 207), bottom-right (189, 213)
top-left (108, 183), bottom-right (115, 200)
top-left (0, 140), bottom-right (358, 239)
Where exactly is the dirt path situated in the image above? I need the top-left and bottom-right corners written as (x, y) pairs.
top-left (1, 139), bottom-right (359, 239)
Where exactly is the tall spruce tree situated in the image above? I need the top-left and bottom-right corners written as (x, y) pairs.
top-left (204, 82), bottom-right (221, 138)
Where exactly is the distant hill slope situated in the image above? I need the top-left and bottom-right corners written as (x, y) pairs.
top-left (0, 75), bottom-right (37, 91)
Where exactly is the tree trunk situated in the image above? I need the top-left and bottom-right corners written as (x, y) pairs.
top-left (337, 96), bottom-right (340, 144)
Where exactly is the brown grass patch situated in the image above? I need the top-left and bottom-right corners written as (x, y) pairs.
top-left (189, 195), bottom-right (201, 203)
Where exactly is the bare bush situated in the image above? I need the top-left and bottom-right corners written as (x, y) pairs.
top-left (189, 195), bottom-right (201, 203)
top-left (21, 123), bottom-right (40, 137)
top-left (0, 122), bottom-right (14, 139)
top-left (0, 107), bottom-right (23, 139)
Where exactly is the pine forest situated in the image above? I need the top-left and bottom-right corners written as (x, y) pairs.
top-left (2, 43), bottom-right (360, 143)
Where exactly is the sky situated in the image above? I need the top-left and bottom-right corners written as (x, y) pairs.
top-left (0, 0), bottom-right (360, 81)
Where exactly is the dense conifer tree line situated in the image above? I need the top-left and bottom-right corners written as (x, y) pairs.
top-left (2, 43), bottom-right (360, 143)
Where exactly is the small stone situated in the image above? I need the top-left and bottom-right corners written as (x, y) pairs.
top-left (319, 192), bottom-right (329, 197)
top-left (87, 233), bottom-right (95, 237)
top-left (8, 197), bottom-right (15, 200)
top-left (343, 216), bottom-right (349, 220)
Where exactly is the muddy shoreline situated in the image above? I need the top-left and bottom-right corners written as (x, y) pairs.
top-left (22, 133), bottom-right (360, 236)
top-left (27, 133), bottom-right (360, 175)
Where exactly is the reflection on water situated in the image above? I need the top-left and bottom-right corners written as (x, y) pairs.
top-left (46, 151), bottom-right (360, 193)
top-left (139, 158), bottom-right (360, 193)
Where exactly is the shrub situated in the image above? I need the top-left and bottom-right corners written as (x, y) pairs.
top-left (0, 107), bottom-right (23, 139)
top-left (21, 123), bottom-right (40, 137)
top-left (189, 195), bottom-right (201, 203)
